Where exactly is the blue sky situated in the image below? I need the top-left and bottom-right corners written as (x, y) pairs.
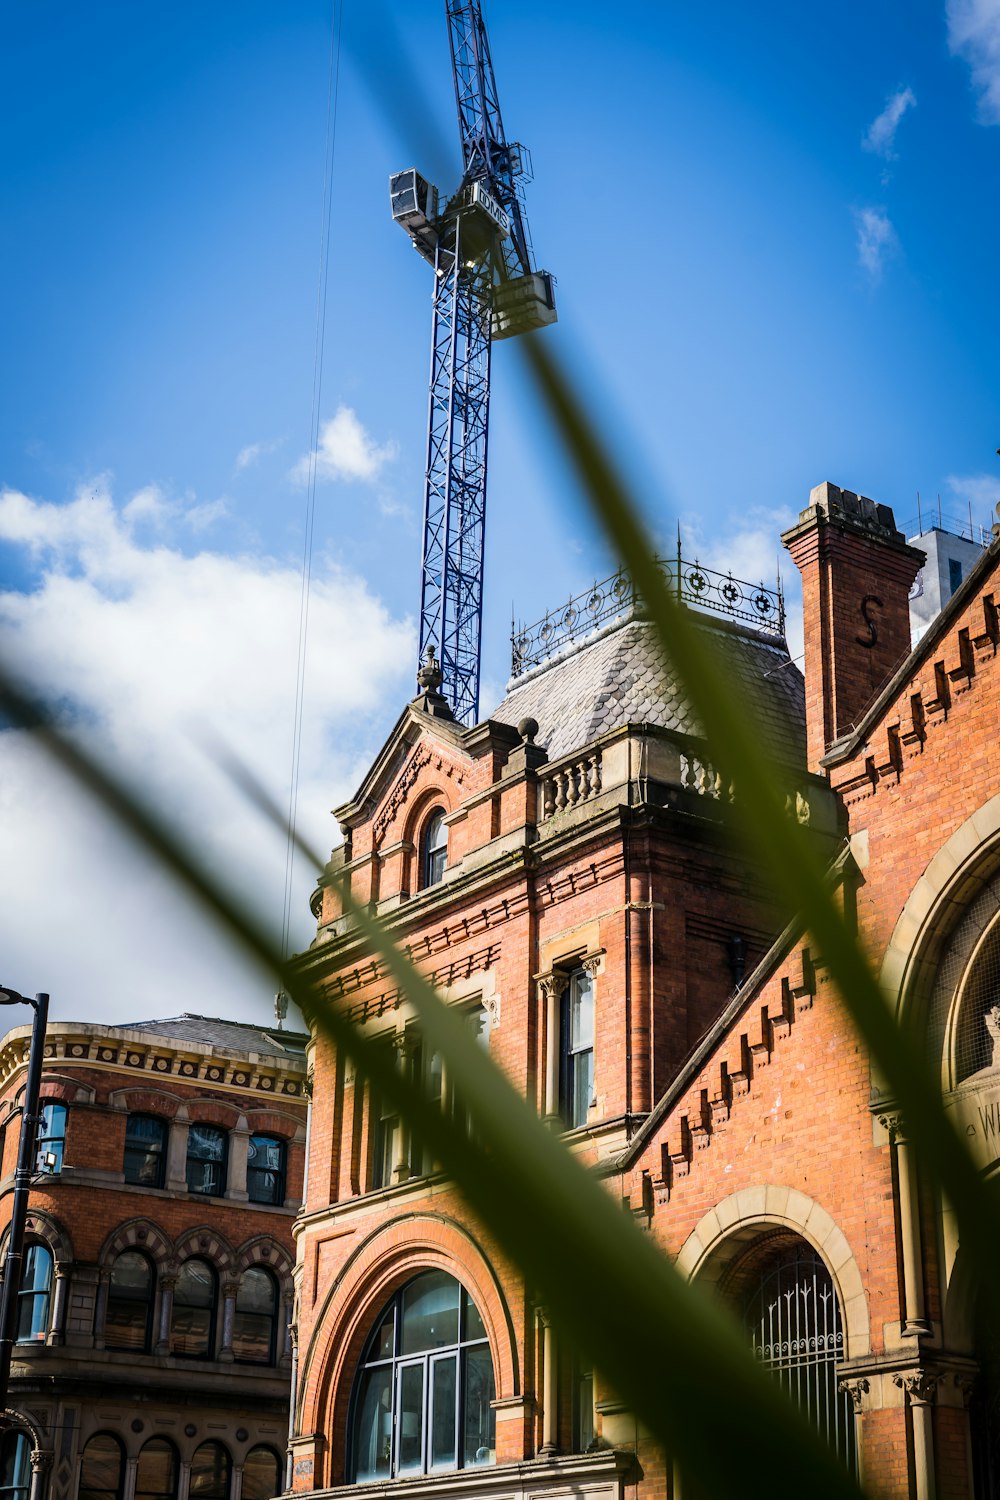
top-left (2, 1), bottom-right (999, 1019)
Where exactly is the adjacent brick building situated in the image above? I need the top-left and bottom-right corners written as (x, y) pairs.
top-left (285, 478), bottom-right (1000, 1500)
top-left (0, 1015), bottom-right (308, 1500)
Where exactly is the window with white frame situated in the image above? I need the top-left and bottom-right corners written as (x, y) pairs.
top-left (559, 967), bottom-right (595, 1128)
top-left (350, 1271), bottom-right (495, 1482)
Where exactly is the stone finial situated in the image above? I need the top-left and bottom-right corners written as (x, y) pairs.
top-left (412, 646), bottom-right (455, 721)
top-left (517, 716), bottom-right (539, 744)
top-left (417, 646), bottom-right (444, 694)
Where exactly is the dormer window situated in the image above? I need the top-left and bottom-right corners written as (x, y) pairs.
top-left (422, 809), bottom-right (448, 888)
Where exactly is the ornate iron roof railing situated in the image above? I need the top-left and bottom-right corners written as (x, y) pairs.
top-left (511, 550), bottom-right (785, 677)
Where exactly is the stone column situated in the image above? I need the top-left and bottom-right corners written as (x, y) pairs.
top-left (894, 1371), bottom-right (942, 1500)
top-left (880, 1112), bottom-right (932, 1338)
top-left (839, 1378), bottom-right (870, 1489)
top-left (218, 1279), bottom-right (239, 1362)
top-left (28, 1451), bottom-right (52, 1500)
top-left (166, 1119), bottom-right (190, 1191)
top-left (230, 1467), bottom-right (244, 1500)
top-left (392, 1036), bottom-right (413, 1183)
top-left (281, 1296), bottom-right (295, 1368)
top-left (537, 1309), bottom-right (558, 1457)
top-left (93, 1270), bottom-right (110, 1349)
top-left (539, 977), bottom-right (562, 1124)
top-left (47, 1266), bottom-right (69, 1346)
top-left (155, 1274), bottom-right (176, 1355)
top-left (227, 1122), bottom-right (250, 1201)
top-left (123, 1457), bottom-right (139, 1500)
top-left (177, 1462), bottom-right (191, 1500)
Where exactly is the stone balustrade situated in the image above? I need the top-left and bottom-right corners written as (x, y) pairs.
top-left (540, 751), bottom-right (603, 819)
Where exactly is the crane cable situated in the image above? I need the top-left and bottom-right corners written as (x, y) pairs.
top-left (280, 0), bottom-right (344, 966)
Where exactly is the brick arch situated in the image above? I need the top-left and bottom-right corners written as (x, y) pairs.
top-left (107, 1086), bottom-right (186, 1117)
top-left (173, 1225), bottom-right (235, 1273)
top-left (98, 1217), bottom-right (173, 1270)
top-left (234, 1235), bottom-right (293, 1291)
top-left (39, 1075), bottom-right (95, 1104)
top-left (14, 1206), bottom-right (73, 1269)
top-left (296, 1213), bottom-right (517, 1485)
top-left (243, 1108), bottom-right (305, 1142)
top-left (185, 1099), bottom-right (242, 1129)
top-left (880, 791), bottom-right (1000, 1022)
top-left (674, 1186), bottom-right (870, 1359)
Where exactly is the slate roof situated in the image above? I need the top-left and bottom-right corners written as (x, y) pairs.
top-left (119, 1013), bottom-right (308, 1058)
top-left (491, 611), bottom-right (805, 767)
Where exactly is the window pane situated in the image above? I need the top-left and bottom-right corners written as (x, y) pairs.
top-left (400, 1271), bottom-right (459, 1353)
top-left (430, 1356), bottom-right (457, 1468)
top-left (571, 971), bottom-right (593, 1048)
top-left (171, 1260), bottom-right (215, 1357)
top-left (462, 1290), bottom-right (486, 1343)
top-left (105, 1251), bottom-right (153, 1351)
top-left (186, 1126), bottom-right (227, 1195)
top-left (462, 1344), bottom-right (496, 1466)
top-left (396, 1363), bottom-right (424, 1473)
top-left (36, 1102), bottom-right (66, 1172)
top-left (232, 1269), bottom-right (276, 1363)
top-left (0, 1433), bottom-right (31, 1500)
top-left (124, 1117), bottom-right (166, 1188)
top-left (247, 1136), bottom-right (285, 1206)
top-left (571, 1049), bottom-right (594, 1128)
top-left (16, 1244), bottom-right (52, 1342)
top-left (372, 1308), bottom-right (394, 1361)
top-left (80, 1435), bottom-right (124, 1500)
top-left (241, 1450), bottom-right (280, 1500)
top-left (189, 1443), bottom-right (230, 1500)
top-left (354, 1367), bottom-right (393, 1482)
top-left (135, 1441), bottom-right (176, 1500)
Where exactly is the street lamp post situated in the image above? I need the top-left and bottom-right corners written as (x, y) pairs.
top-left (0, 987), bottom-right (49, 1409)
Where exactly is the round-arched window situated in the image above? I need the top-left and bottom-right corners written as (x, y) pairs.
top-left (241, 1448), bottom-right (281, 1500)
top-left (232, 1267), bottom-right (277, 1364)
top-left (0, 1432), bottom-right (31, 1500)
top-left (738, 1238), bottom-right (855, 1473)
top-left (134, 1440), bottom-right (177, 1500)
top-left (188, 1443), bottom-right (230, 1500)
top-left (105, 1250), bottom-right (154, 1352)
top-left (15, 1242), bottom-right (53, 1343)
top-left (170, 1258), bottom-right (217, 1358)
top-left (350, 1271), bottom-right (495, 1482)
top-left (421, 810), bottom-right (448, 889)
top-left (79, 1434), bottom-right (125, 1500)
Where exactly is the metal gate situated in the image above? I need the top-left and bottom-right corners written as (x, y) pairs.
top-left (741, 1240), bottom-right (856, 1472)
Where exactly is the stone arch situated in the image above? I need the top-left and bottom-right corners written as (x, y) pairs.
top-left (297, 1213), bottom-right (518, 1488)
top-left (38, 1075), bottom-right (95, 1104)
top-left (98, 1217), bottom-right (173, 1271)
top-left (674, 1185), bottom-right (870, 1359)
top-left (4, 1207), bottom-right (74, 1270)
top-left (0, 1406), bottom-right (48, 1455)
top-left (107, 1087), bottom-right (186, 1116)
top-left (880, 791), bottom-right (1000, 1024)
top-left (234, 1236), bottom-right (293, 1295)
top-left (173, 1226), bottom-right (235, 1274)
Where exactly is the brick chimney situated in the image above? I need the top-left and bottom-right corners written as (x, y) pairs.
top-left (782, 482), bottom-right (925, 773)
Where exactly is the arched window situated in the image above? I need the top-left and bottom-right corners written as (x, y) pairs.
top-left (188, 1443), bottom-right (231, 1500)
top-left (350, 1270), bottom-right (495, 1481)
top-left (0, 1432), bottom-right (31, 1500)
top-left (247, 1135), bottom-right (286, 1205)
top-left (186, 1125), bottom-right (228, 1196)
top-left (134, 1440), bottom-right (177, 1500)
top-left (738, 1238), bottom-right (855, 1472)
top-left (170, 1258), bottom-right (217, 1358)
top-left (421, 809), bottom-right (448, 888)
top-left (232, 1267), bottom-right (277, 1364)
top-left (124, 1116), bottom-right (168, 1188)
top-left (104, 1250), bottom-right (154, 1352)
top-left (15, 1242), bottom-right (53, 1343)
top-left (79, 1434), bottom-right (125, 1500)
top-left (241, 1448), bottom-right (281, 1500)
top-left (36, 1101), bottom-right (67, 1173)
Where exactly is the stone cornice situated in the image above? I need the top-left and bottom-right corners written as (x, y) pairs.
top-left (0, 1022), bottom-right (308, 1101)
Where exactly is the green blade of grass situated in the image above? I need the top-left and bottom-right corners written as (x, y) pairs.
top-left (0, 667), bottom-right (863, 1498)
top-left (520, 330), bottom-right (1000, 1307)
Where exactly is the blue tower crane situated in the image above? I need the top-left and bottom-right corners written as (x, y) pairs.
top-left (390, 0), bottom-right (556, 725)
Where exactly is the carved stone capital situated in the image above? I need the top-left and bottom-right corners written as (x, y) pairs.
top-left (893, 1370), bottom-right (943, 1406)
top-left (221, 1279), bottom-right (241, 1301)
top-left (535, 974), bottom-right (561, 1004)
top-left (29, 1451), bottom-right (53, 1475)
top-left (878, 1111), bottom-right (905, 1141)
top-left (838, 1377), bottom-right (869, 1413)
top-left (581, 953), bottom-right (603, 978)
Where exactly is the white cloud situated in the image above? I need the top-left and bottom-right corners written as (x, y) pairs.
top-left (0, 482), bottom-right (414, 1025)
top-left (947, 0), bottom-right (1000, 124)
top-left (854, 206), bottom-right (898, 281)
top-left (235, 437), bottom-right (284, 473)
top-left (863, 86), bottom-right (917, 157)
top-left (945, 470), bottom-right (1000, 523)
top-left (291, 406), bottom-right (398, 486)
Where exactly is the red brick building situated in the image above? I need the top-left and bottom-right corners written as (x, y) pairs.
top-left (0, 1015), bottom-right (308, 1500)
top-left (287, 479), bottom-right (1000, 1500)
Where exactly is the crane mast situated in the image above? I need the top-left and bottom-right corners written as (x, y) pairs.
top-left (390, 0), bottom-right (556, 725)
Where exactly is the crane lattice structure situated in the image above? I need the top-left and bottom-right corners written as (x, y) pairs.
top-left (390, 0), bottom-right (556, 725)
